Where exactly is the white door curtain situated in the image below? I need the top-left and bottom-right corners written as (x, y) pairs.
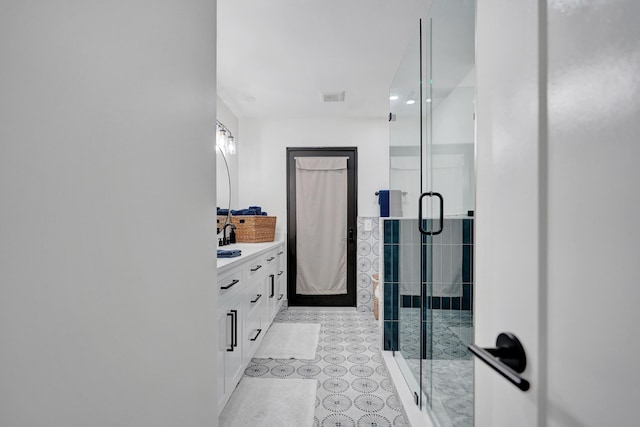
top-left (295, 157), bottom-right (348, 295)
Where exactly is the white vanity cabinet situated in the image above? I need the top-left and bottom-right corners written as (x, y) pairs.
top-left (216, 267), bottom-right (244, 412)
top-left (217, 241), bottom-right (285, 415)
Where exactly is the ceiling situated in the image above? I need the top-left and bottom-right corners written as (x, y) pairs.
top-left (217, 0), bottom-right (431, 119)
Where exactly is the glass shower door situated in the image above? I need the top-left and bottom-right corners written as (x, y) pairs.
top-left (388, 22), bottom-right (424, 403)
top-left (420, 1), bottom-right (476, 426)
top-left (388, 3), bottom-right (475, 426)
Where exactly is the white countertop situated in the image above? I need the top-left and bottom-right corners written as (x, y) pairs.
top-left (217, 240), bottom-right (284, 273)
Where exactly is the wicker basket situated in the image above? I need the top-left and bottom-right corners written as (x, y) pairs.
top-left (217, 215), bottom-right (276, 243)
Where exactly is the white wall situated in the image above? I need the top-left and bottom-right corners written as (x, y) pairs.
top-left (475, 1), bottom-right (640, 426)
top-left (432, 86), bottom-right (475, 146)
top-left (217, 98), bottom-right (240, 214)
top-left (546, 1), bottom-right (640, 425)
top-left (238, 118), bottom-right (389, 235)
top-left (0, 3), bottom-right (218, 427)
top-left (474, 0), bottom-right (541, 425)
top-left (389, 80), bottom-right (476, 218)
top-left (431, 85), bottom-right (475, 215)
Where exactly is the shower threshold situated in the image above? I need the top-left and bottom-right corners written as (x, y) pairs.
top-left (382, 350), bottom-right (435, 427)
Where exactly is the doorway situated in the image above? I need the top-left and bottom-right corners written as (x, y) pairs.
top-left (286, 147), bottom-right (357, 307)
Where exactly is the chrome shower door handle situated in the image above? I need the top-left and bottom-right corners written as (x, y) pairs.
top-left (418, 192), bottom-right (444, 235)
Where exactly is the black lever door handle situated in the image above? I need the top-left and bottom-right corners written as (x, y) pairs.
top-left (468, 332), bottom-right (530, 391)
top-left (348, 227), bottom-right (354, 243)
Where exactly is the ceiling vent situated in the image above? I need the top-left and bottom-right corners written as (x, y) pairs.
top-left (322, 91), bottom-right (346, 102)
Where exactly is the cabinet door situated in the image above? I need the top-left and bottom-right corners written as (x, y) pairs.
top-left (217, 309), bottom-right (231, 413)
top-left (266, 272), bottom-right (277, 323)
top-left (217, 304), bottom-right (243, 414)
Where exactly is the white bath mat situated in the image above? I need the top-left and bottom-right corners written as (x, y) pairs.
top-left (220, 378), bottom-right (316, 427)
top-left (253, 323), bottom-right (320, 360)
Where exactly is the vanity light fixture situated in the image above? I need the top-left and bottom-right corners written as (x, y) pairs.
top-left (216, 120), bottom-right (236, 155)
top-left (216, 119), bottom-right (233, 236)
top-left (227, 136), bottom-right (236, 155)
top-left (389, 95), bottom-right (399, 101)
top-left (406, 99), bottom-right (416, 105)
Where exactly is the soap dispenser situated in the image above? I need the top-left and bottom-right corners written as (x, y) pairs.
top-left (230, 227), bottom-right (236, 244)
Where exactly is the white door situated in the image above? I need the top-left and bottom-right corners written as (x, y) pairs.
top-left (475, 1), bottom-right (640, 426)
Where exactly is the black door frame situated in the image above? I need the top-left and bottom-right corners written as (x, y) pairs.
top-left (286, 147), bottom-right (358, 307)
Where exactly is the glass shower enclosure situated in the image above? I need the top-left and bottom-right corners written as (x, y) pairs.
top-left (385, 1), bottom-right (476, 426)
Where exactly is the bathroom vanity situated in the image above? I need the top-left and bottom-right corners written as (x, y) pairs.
top-left (217, 241), bottom-right (286, 414)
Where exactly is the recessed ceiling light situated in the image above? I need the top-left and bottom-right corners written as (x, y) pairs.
top-left (406, 99), bottom-right (416, 105)
top-left (389, 95), bottom-right (399, 101)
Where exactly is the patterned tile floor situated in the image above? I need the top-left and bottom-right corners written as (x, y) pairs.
top-left (398, 309), bottom-right (474, 427)
top-left (243, 307), bottom-right (410, 427)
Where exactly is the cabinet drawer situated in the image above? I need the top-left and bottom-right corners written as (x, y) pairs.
top-left (246, 259), bottom-right (266, 280)
top-left (244, 281), bottom-right (266, 359)
top-left (276, 269), bottom-right (286, 303)
top-left (246, 249), bottom-right (278, 280)
top-left (265, 250), bottom-right (278, 268)
top-left (219, 268), bottom-right (243, 299)
top-left (246, 282), bottom-right (265, 320)
top-left (276, 246), bottom-right (285, 265)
